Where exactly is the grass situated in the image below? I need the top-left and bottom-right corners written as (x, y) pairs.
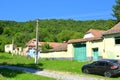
top-left (0, 68), bottom-right (55, 80)
top-left (0, 52), bottom-right (120, 80)
top-left (0, 52), bottom-right (89, 74)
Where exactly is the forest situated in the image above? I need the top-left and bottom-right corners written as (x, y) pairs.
top-left (0, 19), bottom-right (116, 52)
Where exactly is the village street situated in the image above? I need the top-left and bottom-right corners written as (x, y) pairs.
top-left (0, 65), bottom-right (105, 80)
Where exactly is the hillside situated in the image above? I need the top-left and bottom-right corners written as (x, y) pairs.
top-left (0, 19), bottom-right (116, 51)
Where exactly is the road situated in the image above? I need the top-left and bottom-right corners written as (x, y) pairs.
top-left (0, 65), bottom-right (105, 80)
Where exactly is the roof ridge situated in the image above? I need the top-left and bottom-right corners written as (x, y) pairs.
top-left (103, 22), bottom-right (120, 35)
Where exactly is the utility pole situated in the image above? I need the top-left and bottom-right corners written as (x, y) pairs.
top-left (35, 19), bottom-right (39, 64)
top-left (12, 37), bottom-right (14, 56)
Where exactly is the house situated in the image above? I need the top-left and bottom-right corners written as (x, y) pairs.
top-left (68, 29), bottom-right (105, 61)
top-left (5, 44), bottom-right (15, 53)
top-left (25, 38), bottom-right (65, 50)
top-left (5, 44), bottom-right (22, 55)
top-left (68, 22), bottom-right (120, 61)
top-left (102, 22), bottom-right (120, 59)
top-left (24, 39), bottom-right (72, 59)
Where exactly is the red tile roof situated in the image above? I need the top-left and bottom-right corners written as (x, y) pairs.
top-left (26, 39), bottom-right (44, 47)
top-left (68, 37), bottom-right (102, 44)
top-left (49, 43), bottom-right (67, 52)
top-left (103, 22), bottom-right (120, 35)
top-left (26, 39), bottom-right (67, 51)
top-left (86, 29), bottom-right (105, 37)
top-left (68, 29), bottom-right (105, 44)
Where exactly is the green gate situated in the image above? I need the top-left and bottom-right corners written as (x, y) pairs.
top-left (74, 43), bottom-right (86, 61)
top-left (93, 48), bottom-right (99, 60)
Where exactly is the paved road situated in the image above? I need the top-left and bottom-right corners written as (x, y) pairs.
top-left (0, 65), bottom-right (105, 80)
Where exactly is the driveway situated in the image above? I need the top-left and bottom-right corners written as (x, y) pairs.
top-left (0, 65), bottom-right (105, 80)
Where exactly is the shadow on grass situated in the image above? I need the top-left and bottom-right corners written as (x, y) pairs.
top-left (15, 63), bottom-right (43, 70)
top-left (0, 62), bottom-right (43, 70)
top-left (0, 68), bottom-right (24, 78)
top-left (0, 62), bottom-right (44, 78)
top-left (0, 55), bottom-right (12, 59)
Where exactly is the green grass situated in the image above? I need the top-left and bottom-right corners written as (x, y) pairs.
top-left (0, 52), bottom-right (90, 74)
top-left (0, 68), bottom-right (55, 80)
top-left (0, 52), bottom-right (120, 80)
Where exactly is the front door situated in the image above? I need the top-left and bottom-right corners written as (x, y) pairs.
top-left (93, 48), bottom-right (98, 60)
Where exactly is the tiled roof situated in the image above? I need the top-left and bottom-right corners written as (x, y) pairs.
top-left (68, 37), bottom-right (102, 44)
top-left (86, 29), bottom-right (105, 37)
top-left (48, 42), bottom-right (63, 48)
top-left (26, 39), bottom-right (67, 51)
top-left (103, 22), bottom-right (120, 35)
top-left (26, 39), bottom-right (44, 47)
top-left (49, 43), bottom-right (67, 52)
top-left (68, 29), bottom-right (104, 44)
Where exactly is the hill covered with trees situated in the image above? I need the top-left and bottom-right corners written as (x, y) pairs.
top-left (0, 19), bottom-right (116, 52)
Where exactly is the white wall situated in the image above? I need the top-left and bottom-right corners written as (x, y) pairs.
top-left (5, 44), bottom-right (14, 53)
top-left (83, 33), bottom-right (94, 39)
top-left (103, 34), bottom-right (120, 59)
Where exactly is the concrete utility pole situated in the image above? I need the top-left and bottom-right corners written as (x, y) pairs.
top-left (35, 19), bottom-right (39, 64)
top-left (12, 37), bottom-right (14, 56)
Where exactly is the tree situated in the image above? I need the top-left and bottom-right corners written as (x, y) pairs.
top-left (3, 27), bottom-right (12, 36)
top-left (112, 0), bottom-right (120, 22)
top-left (41, 43), bottom-right (52, 52)
top-left (0, 26), bottom-right (3, 34)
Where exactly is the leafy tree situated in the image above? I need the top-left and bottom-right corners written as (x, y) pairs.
top-left (0, 19), bottom-right (115, 52)
top-left (112, 0), bottom-right (120, 22)
top-left (3, 27), bottom-right (12, 36)
top-left (41, 43), bottom-right (52, 52)
top-left (0, 26), bottom-right (3, 34)
top-left (0, 35), bottom-right (9, 52)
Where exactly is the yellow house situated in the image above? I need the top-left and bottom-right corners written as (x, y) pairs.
top-left (24, 39), bottom-right (73, 59)
top-left (68, 29), bottom-right (105, 61)
top-left (102, 22), bottom-right (120, 59)
top-left (68, 22), bottom-right (120, 61)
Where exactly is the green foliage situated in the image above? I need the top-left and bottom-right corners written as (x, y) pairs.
top-left (0, 26), bottom-right (3, 34)
top-left (41, 43), bottom-right (52, 52)
top-left (0, 19), bottom-right (116, 52)
top-left (112, 0), bottom-right (120, 22)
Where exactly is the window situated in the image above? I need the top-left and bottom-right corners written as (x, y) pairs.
top-left (93, 61), bottom-right (106, 66)
top-left (115, 37), bottom-right (120, 44)
top-left (98, 62), bottom-right (106, 66)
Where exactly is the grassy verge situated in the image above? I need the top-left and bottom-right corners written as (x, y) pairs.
top-left (0, 68), bottom-right (55, 80)
top-left (0, 52), bottom-right (120, 80)
top-left (0, 52), bottom-right (89, 74)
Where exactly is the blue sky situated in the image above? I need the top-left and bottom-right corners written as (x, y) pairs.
top-left (0, 0), bottom-right (116, 22)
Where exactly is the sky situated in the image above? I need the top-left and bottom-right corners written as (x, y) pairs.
top-left (0, 0), bottom-right (116, 22)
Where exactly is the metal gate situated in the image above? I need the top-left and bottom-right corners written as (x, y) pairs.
top-left (74, 43), bottom-right (86, 61)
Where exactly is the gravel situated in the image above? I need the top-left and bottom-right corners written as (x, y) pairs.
top-left (0, 65), bottom-right (105, 80)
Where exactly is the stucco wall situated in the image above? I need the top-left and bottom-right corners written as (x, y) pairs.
top-left (103, 34), bottom-right (120, 59)
top-left (86, 40), bottom-right (104, 60)
top-left (5, 44), bottom-right (14, 53)
top-left (40, 51), bottom-right (72, 59)
top-left (67, 44), bottom-right (74, 58)
top-left (38, 44), bottom-right (73, 59)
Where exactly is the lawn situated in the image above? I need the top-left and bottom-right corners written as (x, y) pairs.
top-left (0, 52), bottom-right (89, 74)
top-left (0, 68), bottom-right (55, 80)
top-left (0, 52), bottom-right (120, 80)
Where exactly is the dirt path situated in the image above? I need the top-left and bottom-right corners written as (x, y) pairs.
top-left (0, 65), bottom-right (105, 80)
